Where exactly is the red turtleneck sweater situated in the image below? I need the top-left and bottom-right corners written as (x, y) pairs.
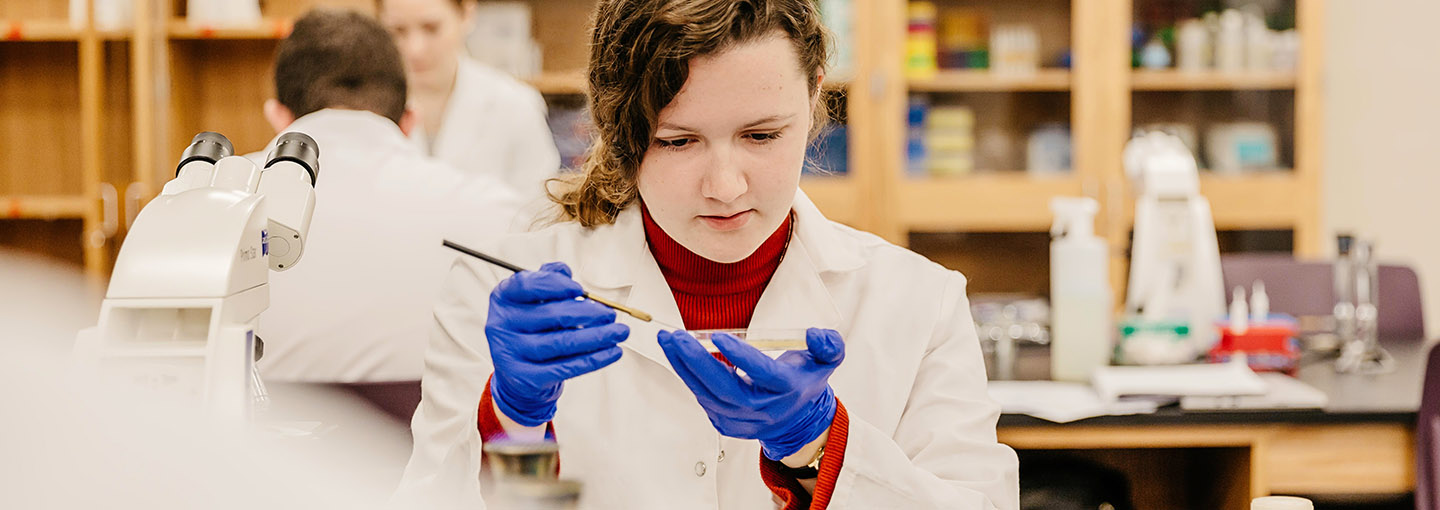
top-left (477, 206), bottom-right (847, 509)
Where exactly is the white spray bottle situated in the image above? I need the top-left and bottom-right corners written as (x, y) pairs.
top-left (1050, 197), bottom-right (1112, 382)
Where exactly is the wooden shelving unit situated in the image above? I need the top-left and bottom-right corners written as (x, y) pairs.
top-left (872, 0), bottom-right (1323, 302)
top-left (3, 0), bottom-right (1324, 301)
top-left (0, 0), bottom-right (139, 286)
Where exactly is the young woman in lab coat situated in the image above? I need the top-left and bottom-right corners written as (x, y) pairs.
top-left (379, 0), bottom-right (560, 197)
top-left (399, 0), bottom-right (1020, 508)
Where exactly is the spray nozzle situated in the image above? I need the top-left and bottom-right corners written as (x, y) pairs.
top-left (1050, 197), bottom-right (1099, 239)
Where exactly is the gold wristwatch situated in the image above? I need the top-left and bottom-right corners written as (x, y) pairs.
top-left (779, 443), bottom-right (825, 479)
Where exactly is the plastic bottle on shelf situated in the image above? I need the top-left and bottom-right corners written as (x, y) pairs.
top-left (1049, 197), bottom-right (1112, 383)
top-left (1215, 9), bottom-right (1245, 71)
top-left (185, 0), bottom-right (261, 27)
top-left (905, 95), bottom-right (930, 177)
top-left (906, 2), bottom-right (939, 79)
top-left (1175, 18), bottom-right (1209, 71)
top-left (1242, 6), bottom-right (1272, 71)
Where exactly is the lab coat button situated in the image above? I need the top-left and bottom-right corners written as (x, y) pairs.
top-left (717, 450), bottom-right (726, 462)
top-left (694, 461), bottom-right (707, 476)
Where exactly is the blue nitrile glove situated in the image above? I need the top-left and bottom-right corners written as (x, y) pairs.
top-left (486, 262), bottom-right (630, 427)
top-left (657, 327), bottom-right (844, 460)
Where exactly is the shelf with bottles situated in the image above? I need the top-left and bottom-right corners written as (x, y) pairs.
top-left (904, 0), bottom-right (1073, 88)
top-left (1133, 88), bottom-right (1295, 173)
top-left (905, 89), bottom-right (1073, 179)
top-left (164, 0), bottom-right (374, 39)
top-left (1, 0), bottom-right (126, 40)
top-left (1129, 1), bottom-right (1300, 87)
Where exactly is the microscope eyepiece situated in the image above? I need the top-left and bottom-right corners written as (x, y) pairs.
top-left (266, 132), bottom-right (320, 186)
top-left (176, 132), bottom-right (234, 176)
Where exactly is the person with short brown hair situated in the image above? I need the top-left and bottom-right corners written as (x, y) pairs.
top-left (256, 9), bottom-right (523, 383)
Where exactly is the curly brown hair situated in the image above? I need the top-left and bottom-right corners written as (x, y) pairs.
top-left (548, 0), bottom-right (831, 227)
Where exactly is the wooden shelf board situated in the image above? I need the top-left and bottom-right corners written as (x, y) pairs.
top-left (530, 70), bottom-right (855, 96)
top-left (1131, 70), bottom-right (1297, 91)
top-left (168, 18), bottom-right (293, 40)
top-left (800, 175), bottom-right (860, 226)
top-left (1118, 172), bottom-right (1302, 230)
top-left (527, 70), bottom-right (586, 95)
top-left (908, 69), bottom-right (1072, 93)
top-left (0, 195), bottom-right (89, 219)
top-left (2, 19), bottom-right (79, 41)
top-left (894, 173), bottom-right (1083, 232)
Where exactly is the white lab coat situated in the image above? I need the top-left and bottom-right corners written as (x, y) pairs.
top-left (399, 192), bottom-right (1019, 509)
top-left (410, 57), bottom-right (560, 199)
top-left (255, 109), bottom-right (524, 382)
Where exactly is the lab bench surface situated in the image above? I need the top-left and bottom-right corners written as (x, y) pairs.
top-left (996, 340), bottom-right (1427, 510)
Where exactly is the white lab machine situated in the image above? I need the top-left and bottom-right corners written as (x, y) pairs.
top-left (74, 131), bottom-right (320, 423)
top-left (1122, 131), bottom-right (1226, 359)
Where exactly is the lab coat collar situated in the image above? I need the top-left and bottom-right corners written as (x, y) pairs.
top-left (430, 58), bottom-right (495, 151)
top-left (264, 109), bottom-right (414, 159)
top-left (578, 189), bottom-right (866, 367)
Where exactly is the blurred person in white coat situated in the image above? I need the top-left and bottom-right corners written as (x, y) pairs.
top-left (380, 0), bottom-right (560, 199)
top-left (254, 10), bottom-right (523, 383)
top-left (397, 0), bottom-right (1019, 508)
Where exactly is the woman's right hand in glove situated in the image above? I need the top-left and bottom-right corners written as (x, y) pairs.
top-left (486, 262), bottom-right (630, 427)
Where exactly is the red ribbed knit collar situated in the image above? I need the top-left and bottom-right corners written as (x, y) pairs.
top-left (641, 203), bottom-right (792, 297)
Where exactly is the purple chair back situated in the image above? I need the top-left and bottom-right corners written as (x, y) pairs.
top-left (1220, 254), bottom-right (1425, 340)
top-left (1418, 343), bottom-right (1440, 510)
top-left (335, 380), bottom-right (423, 426)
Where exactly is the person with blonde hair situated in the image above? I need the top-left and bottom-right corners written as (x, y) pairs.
top-left (400, 1), bottom-right (1019, 508)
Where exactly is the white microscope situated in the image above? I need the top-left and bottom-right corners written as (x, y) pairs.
top-left (1121, 131), bottom-right (1226, 363)
top-left (74, 131), bottom-right (319, 423)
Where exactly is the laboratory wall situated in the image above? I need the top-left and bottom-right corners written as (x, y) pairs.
top-left (1323, 0), bottom-right (1440, 339)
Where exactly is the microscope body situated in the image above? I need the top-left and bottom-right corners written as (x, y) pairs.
top-left (1123, 131), bottom-right (1226, 358)
top-left (74, 132), bottom-right (319, 423)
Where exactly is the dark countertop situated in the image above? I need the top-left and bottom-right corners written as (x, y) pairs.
top-left (998, 339), bottom-right (1429, 428)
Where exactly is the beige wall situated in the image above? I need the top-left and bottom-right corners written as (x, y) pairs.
top-left (1324, 0), bottom-right (1440, 339)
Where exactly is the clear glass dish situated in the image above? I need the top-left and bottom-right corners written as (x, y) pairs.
top-left (687, 328), bottom-right (808, 353)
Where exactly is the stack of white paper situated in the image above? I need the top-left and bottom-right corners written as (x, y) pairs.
top-left (1090, 359), bottom-right (1268, 402)
top-left (1180, 373), bottom-right (1329, 411)
top-left (987, 381), bottom-right (1161, 423)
